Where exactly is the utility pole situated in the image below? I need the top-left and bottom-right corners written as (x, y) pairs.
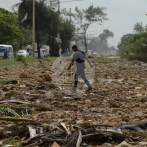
top-left (69, 8), bottom-right (72, 53)
top-left (70, 8), bottom-right (71, 22)
top-left (57, 0), bottom-right (60, 45)
top-left (58, 0), bottom-right (60, 15)
top-left (49, 0), bottom-right (52, 7)
top-left (33, 0), bottom-right (35, 57)
top-left (77, 27), bottom-right (79, 47)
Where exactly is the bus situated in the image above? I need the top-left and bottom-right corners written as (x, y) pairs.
top-left (0, 44), bottom-right (14, 59)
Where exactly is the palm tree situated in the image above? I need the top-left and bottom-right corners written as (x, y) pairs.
top-left (133, 22), bottom-right (144, 34)
top-left (99, 29), bottom-right (113, 53)
top-left (12, 0), bottom-right (49, 58)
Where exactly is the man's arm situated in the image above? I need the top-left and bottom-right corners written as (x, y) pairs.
top-left (85, 56), bottom-right (93, 68)
top-left (68, 60), bottom-right (75, 70)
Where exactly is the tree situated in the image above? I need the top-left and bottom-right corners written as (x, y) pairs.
top-left (74, 4), bottom-right (108, 53)
top-left (129, 32), bottom-right (147, 59)
top-left (99, 29), bottom-right (113, 53)
top-left (117, 34), bottom-right (133, 49)
top-left (46, 8), bottom-right (61, 57)
top-left (0, 8), bottom-right (23, 48)
top-left (13, 0), bottom-right (50, 58)
top-left (133, 22), bottom-right (144, 34)
top-left (117, 34), bottom-right (133, 57)
top-left (13, 0), bottom-right (74, 57)
top-left (13, 12), bottom-right (33, 50)
top-left (60, 19), bottom-right (75, 55)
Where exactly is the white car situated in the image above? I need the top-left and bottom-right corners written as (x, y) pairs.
top-left (35, 50), bottom-right (44, 58)
top-left (17, 50), bottom-right (29, 57)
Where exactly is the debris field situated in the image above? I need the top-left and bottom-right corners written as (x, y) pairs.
top-left (0, 58), bottom-right (147, 147)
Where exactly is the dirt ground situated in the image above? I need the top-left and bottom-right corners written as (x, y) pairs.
top-left (0, 58), bottom-right (147, 147)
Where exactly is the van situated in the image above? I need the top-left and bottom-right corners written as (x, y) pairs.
top-left (0, 44), bottom-right (13, 59)
top-left (40, 49), bottom-right (47, 57)
top-left (35, 50), bottom-right (44, 58)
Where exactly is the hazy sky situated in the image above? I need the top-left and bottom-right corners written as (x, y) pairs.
top-left (1, 0), bottom-right (147, 48)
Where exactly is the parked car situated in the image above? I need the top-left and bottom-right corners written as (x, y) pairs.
top-left (35, 50), bottom-right (44, 58)
top-left (93, 52), bottom-right (97, 55)
top-left (87, 50), bottom-right (93, 55)
top-left (17, 50), bottom-right (29, 57)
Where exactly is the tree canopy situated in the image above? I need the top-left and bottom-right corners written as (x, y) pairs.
top-left (13, 0), bottom-right (75, 57)
top-left (0, 8), bottom-right (23, 47)
top-left (74, 4), bottom-right (108, 53)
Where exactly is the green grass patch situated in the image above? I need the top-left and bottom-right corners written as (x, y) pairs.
top-left (100, 60), bottom-right (109, 63)
top-left (100, 60), bottom-right (114, 63)
top-left (0, 57), bottom-right (38, 68)
top-left (0, 56), bottom-right (75, 68)
top-left (94, 57), bottom-right (108, 60)
top-left (43, 57), bottom-right (58, 60)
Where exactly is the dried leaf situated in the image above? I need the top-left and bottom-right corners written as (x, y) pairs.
top-left (0, 117), bottom-right (33, 122)
top-left (61, 122), bottom-right (71, 135)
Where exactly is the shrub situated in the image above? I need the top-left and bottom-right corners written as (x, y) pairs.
top-left (16, 55), bottom-right (28, 66)
top-left (130, 37), bottom-right (147, 58)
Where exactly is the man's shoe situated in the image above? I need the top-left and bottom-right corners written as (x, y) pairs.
top-left (85, 87), bottom-right (93, 92)
top-left (71, 87), bottom-right (76, 92)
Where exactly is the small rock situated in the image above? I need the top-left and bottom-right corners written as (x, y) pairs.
top-left (25, 92), bottom-right (30, 95)
top-left (70, 103), bottom-right (77, 107)
top-left (39, 73), bottom-right (52, 81)
top-left (138, 142), bottom-right (147, 147)
top-left (126, 97), bottom-right (131, 100)
top-left (112, 108), bottom-right (124, 113)
top-left (122, 115), bottom-right (130, 122)
top-left (101, 143), bottom-right (112, 147)
top-left (85, 100), bottom-right (91, 104)
top-left (19, 72), bottom-right (27, 78)
top-left (82, 142), bottom-right (88, 147)
top-left (135, 87), bottom-right (142, 90)
top-left (116, 141), bottom-right (130, 147)
top-left (20, 85), bottom-right (26, 88)
top-left (51, 142), bottom-right (60, 147)
top-left (52, 101), bottom-right (58, 105)
top-left (116, 111), bottom-right (125, 116)
top-left (83, 114), bottom-right (91, 120)
top-left (28, 94), bottom-right (40, 101)
top-left (135, 94), bottom-right (142, 97)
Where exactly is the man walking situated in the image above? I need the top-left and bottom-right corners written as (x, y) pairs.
top-left (4, 50), bottom-right (8, 60)
top-left (68, 45), bottom-right (93, 92)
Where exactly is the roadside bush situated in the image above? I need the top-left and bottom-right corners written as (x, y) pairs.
top-left (16, 55), bottom-right (28, 66)
top-left (130, 32), bottom-right (147, 44)
top-left (130, 37), bottom-right (147, 58)
top-left (118, 32), bottom-right (147, 62)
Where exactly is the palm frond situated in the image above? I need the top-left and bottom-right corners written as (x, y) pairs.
top-left (0, 106), bottom-right (19, 117)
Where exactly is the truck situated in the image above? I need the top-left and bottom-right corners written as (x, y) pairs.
top-left (0, 44), bottom-right (14, 59)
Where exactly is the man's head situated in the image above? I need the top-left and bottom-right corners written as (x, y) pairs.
top-left (72, 45), bottom-right (78, 52)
